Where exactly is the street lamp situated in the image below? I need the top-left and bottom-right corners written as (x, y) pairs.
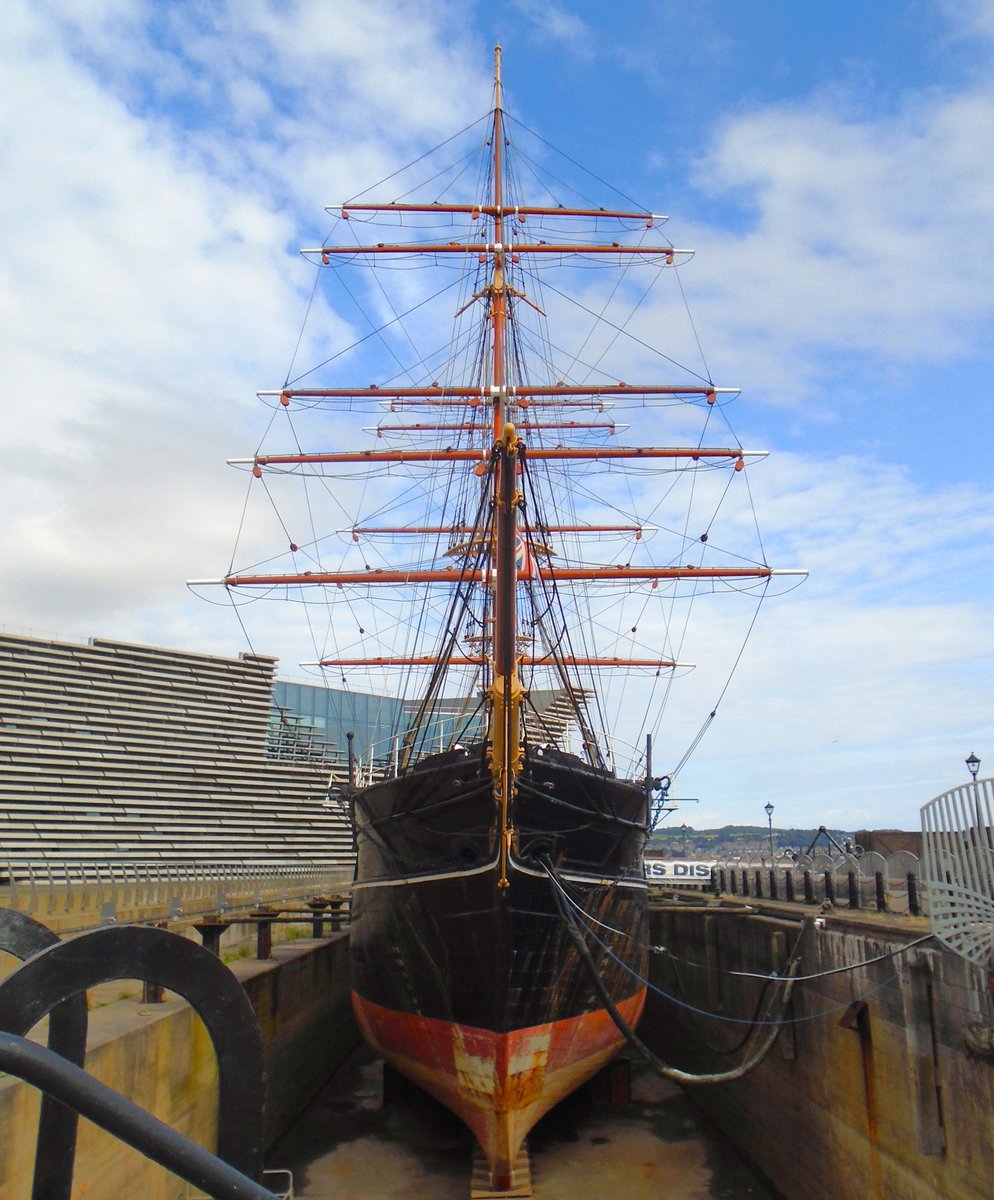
top-left (966, 753), bottom-right (984, 835)
top-left (764, 801), bottom-right (775, 863)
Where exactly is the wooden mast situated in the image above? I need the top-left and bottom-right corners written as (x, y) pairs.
top-left (487, 44), bottom-right (522, 888)
top-left (205, 53), bottom-right (809, 814)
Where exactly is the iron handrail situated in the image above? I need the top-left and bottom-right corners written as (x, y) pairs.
top-left (0, 1032), bottom-right (280, 1200)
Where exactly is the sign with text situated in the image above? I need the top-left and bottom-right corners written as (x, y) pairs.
top-left (644, 858), bottom-right (714, 885)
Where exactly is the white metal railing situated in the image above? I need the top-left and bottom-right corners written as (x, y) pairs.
top-left (921, 776), bottom-right (994, 965)
top-left (1, 860), bottom-right (354, 925)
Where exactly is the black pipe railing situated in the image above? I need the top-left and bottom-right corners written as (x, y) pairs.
top-left (0, 1033), bottom-right (280, 1200)
top-left (0, 924), bottom-right (268, 1186)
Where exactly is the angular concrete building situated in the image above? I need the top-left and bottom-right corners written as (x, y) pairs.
top-left (0, 632), bottom-right (355, 875)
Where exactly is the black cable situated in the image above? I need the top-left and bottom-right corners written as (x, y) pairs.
top-left (542, 857), bottom-right (803, 1085)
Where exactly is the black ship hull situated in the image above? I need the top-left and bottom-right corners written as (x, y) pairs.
top-left (349, 744), bottom-right (649, 1183)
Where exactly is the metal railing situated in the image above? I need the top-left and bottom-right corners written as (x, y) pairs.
top-left (0, 860), bottom-right (354, 929)
top-left (921, 775), bottom-right (994, 964)
top-left (0, 911), bottom-right (288, 1200)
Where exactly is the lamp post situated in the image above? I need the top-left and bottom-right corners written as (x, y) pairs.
top-left (967, 753), bottom-right (983, 833)
top-left (764, 801), bottom-right (775, 864)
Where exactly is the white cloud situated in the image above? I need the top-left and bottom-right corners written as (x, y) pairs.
top-left (0, 0), bottom-right (484, 638)
top-left (506, 0), bottom-right (594, 53)
top-left (4, 0), bottom-right (994, 836)
top-left (940, 0), bottom-right (994, 45)
top-left (675, 86), bottom-right (994, 404)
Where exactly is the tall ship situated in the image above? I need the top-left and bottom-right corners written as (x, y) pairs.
top-left (205, 48), bottom-right (802, 1190)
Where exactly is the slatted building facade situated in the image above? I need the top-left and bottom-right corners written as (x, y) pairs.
top-left (0, 632), bottom-right (354, 876)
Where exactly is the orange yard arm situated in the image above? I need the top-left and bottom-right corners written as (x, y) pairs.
top-left (221, 565), bottom-right (782, 586)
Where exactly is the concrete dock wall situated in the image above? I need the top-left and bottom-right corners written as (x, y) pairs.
top-left (643, 903), bottom-right (994, 1200)
top-left (0, 933), bottom-right (359, 1199)
top-left (250, 933), bottom-right (359, 1143)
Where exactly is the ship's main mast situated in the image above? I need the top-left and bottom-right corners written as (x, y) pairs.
top-left (487, 45), bottom-right (524, 887)
top-left (206, 49), bottom-right (805, 827)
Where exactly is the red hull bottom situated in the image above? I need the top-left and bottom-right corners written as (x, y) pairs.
top-left (352, 989), bottom-right (646, 1188)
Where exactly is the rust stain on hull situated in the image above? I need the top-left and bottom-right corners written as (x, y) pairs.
top-left (353, 989), bottom-right (647, 1188)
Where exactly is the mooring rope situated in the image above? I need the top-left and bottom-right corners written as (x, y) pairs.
top-left (542, 857), bottom-right (803, 1085)
top-left (546, 864), bottom-right (935, 984)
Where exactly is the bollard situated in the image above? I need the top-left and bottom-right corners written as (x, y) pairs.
top-left (908, 872), bottom-right (921, 916)
top-left (824, 871), bottom-right (835, 906)
top-left (328, 897), bottom-right (346, 931)
top-left (729, 870), bottom-right (737, 896)
top-left (848, 870), bottom-right (860, 909)
top-left (875, 871), bottom-right (887, 912)
top-left (754, 868), bottom-right (763, 898)
top-left (307, 898), bottom-right (330, 938)
top-left (192, 915), bottom-right (232, 958)
top-left (142, 922), bottom-right (169, 1002)
top-left (803, 870), bottom-right (814, 904)
top-left (250, 908), bottom-right (275, 960)
top-left (741, 870), bottom-right (749, 898)
top-left (785, 869), bottom-right (795, 903)
top-left (768, 868), bottom-right (778, 900)
top-left (142, 979), bottom-right (166, 1004)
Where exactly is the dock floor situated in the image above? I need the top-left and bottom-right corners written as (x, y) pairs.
top-left (269, 1046), bottom-right (782, 1199)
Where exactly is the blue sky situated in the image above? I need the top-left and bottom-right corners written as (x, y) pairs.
top-left (3, 0), bottom-right (994, 834)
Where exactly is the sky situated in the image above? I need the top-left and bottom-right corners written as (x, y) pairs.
top-left (3, 0), bottom-right (994, 835)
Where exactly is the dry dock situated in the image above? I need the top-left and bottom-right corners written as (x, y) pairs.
top-left (270, 1044), bottom-right (781, 1199)
top-left (5, 888), bottom-right (991, 1199)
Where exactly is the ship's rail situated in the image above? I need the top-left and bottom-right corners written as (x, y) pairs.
top-left (709, 849), bottom-right (924, 915)
top-left (346, 688), bottom-right (586, 786)
top-left (348, 719), bottom-right (652, 788)
top-left (344, 721), bottom-right (481, 785)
